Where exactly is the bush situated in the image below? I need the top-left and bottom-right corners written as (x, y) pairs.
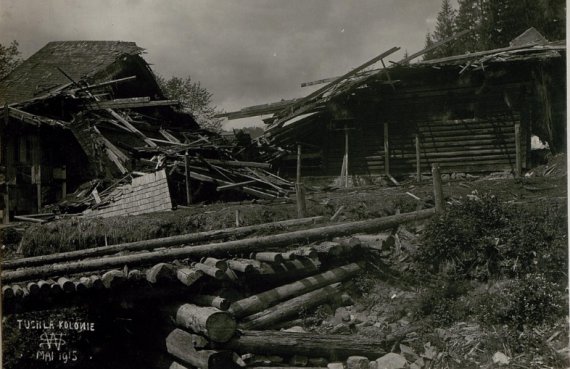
top-left (416, 193), bottom-right (508, 280)
top-left (416, 193), bottom-right (567, 282)
top-left (476, 274), bottom-right (565, 327)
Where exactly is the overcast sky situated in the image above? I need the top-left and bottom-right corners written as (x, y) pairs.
top-left (1, 0), bottom-right (448, 128)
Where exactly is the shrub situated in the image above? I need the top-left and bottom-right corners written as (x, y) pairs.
top-left (416, 193), bottom-right (508, 280)
top-left (416, 193), bottom-right (567, 282)
top-left (475, 274), bottom-right (565, 327)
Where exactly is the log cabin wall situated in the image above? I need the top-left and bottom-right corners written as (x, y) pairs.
top-left (274, 59), bottom-right (562, 178)
top-left (1, 118), bottom-right (90, 219)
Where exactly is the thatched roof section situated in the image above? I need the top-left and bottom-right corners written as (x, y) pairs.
top-left (0, 41), bottom-right (143, 105)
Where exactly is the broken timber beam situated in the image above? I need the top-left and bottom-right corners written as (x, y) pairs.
top-left (84, 98), bottom-right (180, 110)
top-left (2, 210), bottom-right (434, 282)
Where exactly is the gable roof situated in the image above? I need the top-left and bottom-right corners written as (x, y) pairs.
top-left (0, 41), bottom-right (143, 105)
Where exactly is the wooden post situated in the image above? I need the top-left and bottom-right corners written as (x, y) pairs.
top-left (184, 152), bottom-right (192, 205)
top-left (35, 165), bottom-right (42, 212)
top-left (384, 122), bottom-right (390, 176)
top-left (514, 123), bottom-right (522, 178)
top-left (296, 144), bottom-right (302, 184)
top-left (415, 134), bottom-right (421, 183)
top-left (3, 186), bottom-right (9, 225)
top-left (431, 164), bottom-right (444, 213)
top-left (2, 104), bottom-right (8, 223)
top-left (344, 127), bottom-right (349, 187)
top-left (295, 145), bottom-right (306, 218)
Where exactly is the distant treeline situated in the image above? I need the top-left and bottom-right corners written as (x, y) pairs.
top-left (425, 0), bottom-right (566, 60)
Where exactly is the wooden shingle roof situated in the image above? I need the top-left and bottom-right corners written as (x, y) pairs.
top-left (0, 41), bottom-right (143, 105)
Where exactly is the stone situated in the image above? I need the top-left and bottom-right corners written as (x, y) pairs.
top-left (341, 293), bottom-right (354, 306)
top-left (376, 353), bottom-right (408, 369)
top-left (334, 306), bottom-right (352, 323)
top-left (289, 354), bottom-right (309, 366)
top-left (399, 344), bottom-right (419, 362)
top-left (328, 362), bottom-right (345, 369)
top-left (409, 364), bottom-right (421, 369)
top-left (369, 361), bottom-right (378, 369)
top-left (309, 357), bottom-right (329, 366)
top-left (283, 325), bottom-right (306, 333)
top-left (347, 356), bottom-right (369, 369)
top-left (331, 323), bottom-right (352, 334)
top-left (492, 351), bottom-right (510, 366)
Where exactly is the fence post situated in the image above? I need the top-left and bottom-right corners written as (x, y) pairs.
top-left (432, 164), bottom-right (444, 213)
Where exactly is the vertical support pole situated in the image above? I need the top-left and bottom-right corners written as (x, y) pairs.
top-left (2, 104), bottom-right (8, 224)
top-left (514, 123), bottom-right (522, 178)
top-left (184, 152), bottom-right (192, 205)
top-left (432, 164), bottom-right (444, 213)
top-left (415, 134), bottom-right (421, 183)
top-left (296, 144), bottom-right (302, 185)
top-left (295, 144), bottom-right (306, 218)
top-left (3, 187), bottom-right (9, 224)
top-left (61, 166), bottom-right (67, 198)
top-left (344, 127), bottom-right (349, 188)
top-left (35, 165), bottom-right (42, 212)
top-left (384, 122), bottom-right (390, 176)
top-left (235, 209), bottom-right (240, 227)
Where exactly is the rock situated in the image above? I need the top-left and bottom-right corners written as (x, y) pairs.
top-left (309, 357), bottom-right (329, 366)
top-left (334, 306), bottom-right (352, 323)
top-left (399, 344), bottom-right (418, 362)
top-left (331, 323), bottom-right (352, 334)
top-left (492, 351), bottom-right (510, 366)
top-left (369, 361), bottom-right (378, 369)
top-left (347, 356), bottom-right (369, 369)
top-left (413, 357), bottom-right (425, 368)
top-left (289, 354), bottom-right (309, 366)
top-left (376, 353), bottom-right (408, 369)
top-left (409, 364), bottom-right (421, 369)
top-left (341, 293), bottom-right (354, 306)
top-left (283, 325), bottom-right (306, 333)
top-left (328, 362), bottom-right (345, 369)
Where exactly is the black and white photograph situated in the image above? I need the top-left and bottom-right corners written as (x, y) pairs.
top-left (0, 1), bottom-right (567, 368)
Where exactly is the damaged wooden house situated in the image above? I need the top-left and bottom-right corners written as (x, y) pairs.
top-left (0, 41), bottom-right (292, 223)
top-left (223, 28), bottom-right (566, 180)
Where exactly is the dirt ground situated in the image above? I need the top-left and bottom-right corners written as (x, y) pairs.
top-left (2, 154), bottom-right (568, 369)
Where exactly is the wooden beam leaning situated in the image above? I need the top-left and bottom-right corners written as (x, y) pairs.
top-left (229, 263), bottom-right (361, 318)
top-left (2, 210), bottom-right (434, 282)
top-left (2, 216), bottom-right (324, 269)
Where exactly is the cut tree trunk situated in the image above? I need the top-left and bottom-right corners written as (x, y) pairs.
top-left (217, 330), bottom-right (386, 360)
top-left (2, 216), bottom-right (324, 269)
top-left (2, 209), bottom-right (434, 283)
top-left (229, 263), bottom-right (361, 318)
top-left (165, 328), bottom-right (235, 369)
top-left (239, 283), bottom-right (342, 329)
top-left (169, 304), bottom-right (236, 343)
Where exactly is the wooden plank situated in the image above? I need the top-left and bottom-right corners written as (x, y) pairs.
top-left (85, 99), bottom-right (179, 110)
top-left (384, 122), bottom-right (389, 176)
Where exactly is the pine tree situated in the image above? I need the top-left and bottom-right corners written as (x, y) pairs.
top-left (455, 0), bottom-right (485, 54)
top-left (423, 32), bottom-right (436, 60)
top-left (424, 0), bottom-right (458, 60)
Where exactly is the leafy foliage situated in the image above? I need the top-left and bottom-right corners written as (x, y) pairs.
top-left (156, 75), bottom-right (224, 133)
top-left (0, 40), bottom-right (22, 80)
